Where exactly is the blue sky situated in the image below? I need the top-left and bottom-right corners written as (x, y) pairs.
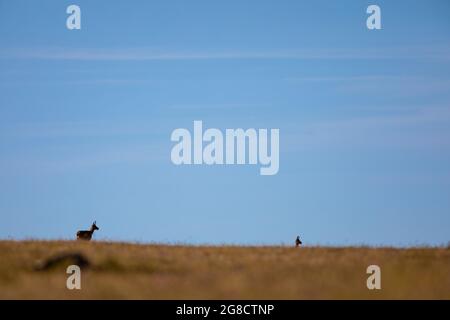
top-left (0, 0), bottom-right (449, 246)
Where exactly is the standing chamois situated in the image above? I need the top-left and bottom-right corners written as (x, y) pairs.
top-left (295, 235), bottom-right (302, 247)
top-left (76, 221), bottom-right (99, 241)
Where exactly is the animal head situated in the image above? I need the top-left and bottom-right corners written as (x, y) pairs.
top-left (92, 221), bottom-right (99, 231)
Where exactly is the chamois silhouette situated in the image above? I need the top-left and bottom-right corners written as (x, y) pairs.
top-left (76, 221), bottom-right (99, 241)
top-left (295, 235), bottom-right (302, 247)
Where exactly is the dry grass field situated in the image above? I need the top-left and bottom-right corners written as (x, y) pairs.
top-left (0, 241), bottom-right (449, 299)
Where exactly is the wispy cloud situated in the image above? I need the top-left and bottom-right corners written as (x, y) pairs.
top-left (0, 142), bottom-right (166, 176)
top-left (1, 45), bottom-right (450, 61)
top-left (0, 120), bottom-right (165, 139)
top-left (286, 75), bottom-right (450, 96)
top-left (284, 106), bottom-right (450, 150)
top-left (167, 102), bottom-right (271, 111)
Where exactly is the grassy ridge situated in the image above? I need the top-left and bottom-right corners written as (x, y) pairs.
top-left (0, 241), bottom-right (448, 299)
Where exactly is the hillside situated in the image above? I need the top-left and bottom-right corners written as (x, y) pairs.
top-left (0, 241), bottom-right (448, 299)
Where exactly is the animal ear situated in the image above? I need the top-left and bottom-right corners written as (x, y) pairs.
top-left (94, 221), bottom-right (96, 224)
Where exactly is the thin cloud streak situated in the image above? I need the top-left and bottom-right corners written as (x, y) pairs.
top-left (1, 46), bottom-right (450, 61)
top-left (283, 106), bottom-right (450, 150)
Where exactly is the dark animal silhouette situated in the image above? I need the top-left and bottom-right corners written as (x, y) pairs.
top-left (295, 235), bottom-right (302, 247)
top-left (34, 252), bottom-right (90, 271)
top-left (76, 221), bottom-right (99, 241)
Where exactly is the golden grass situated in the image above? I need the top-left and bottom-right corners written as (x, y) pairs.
top-left (0, 241), bottom-right (448, 299)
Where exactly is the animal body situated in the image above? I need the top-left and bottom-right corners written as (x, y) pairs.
top-left (295, 236), bottom-right (302, 247)
top-left (76, 221), bottom-right (99, 241)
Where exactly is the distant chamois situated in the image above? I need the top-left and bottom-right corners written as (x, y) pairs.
top-left (295, 236), bottom-right (302, 247)
top-left (76, 221), bottom-right (99, 241)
